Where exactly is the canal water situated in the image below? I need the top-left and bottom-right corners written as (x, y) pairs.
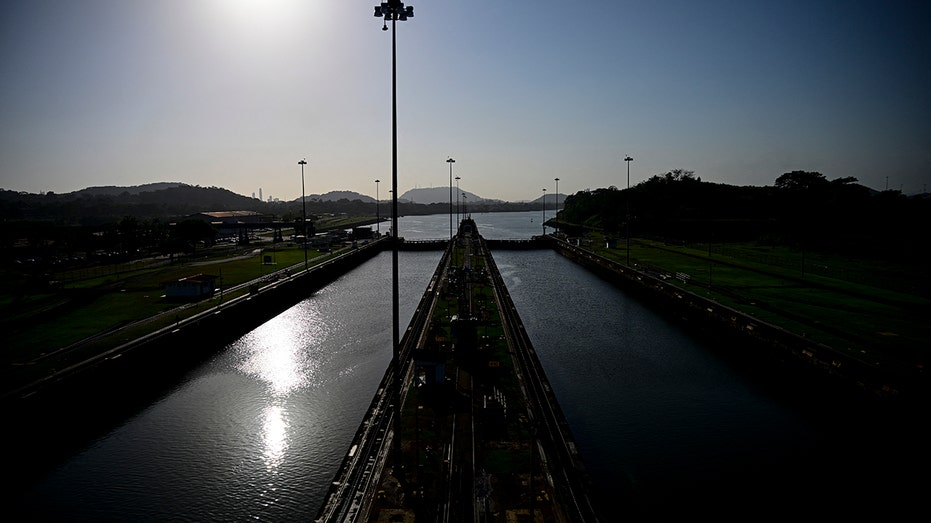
top-left (11, 211), bottom-right (923, 520)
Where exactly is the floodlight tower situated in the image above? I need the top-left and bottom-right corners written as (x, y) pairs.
top-left (447, 157), bottom-right (455, 239)
top-left (554, 177), bottom-right (560, 235)
top-left (455, 175), bottom-right (461, 226)
top-left (299, 158), bottom-right (308, 271)
top-left (625, 155), bottom-right (633, 266)
top-left (373, 0), bottom-right (414, 468)
top-left (375, 179), bottom-right (381, 234)
top-left (542, 188), bottom-right (547, 235)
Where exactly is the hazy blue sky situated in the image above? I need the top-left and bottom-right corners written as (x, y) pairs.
top-left (2, 1), bottom-right (929, 202)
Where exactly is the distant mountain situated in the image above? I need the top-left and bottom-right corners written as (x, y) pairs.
top-left (399, 187), bottom-right (501, 205)
top-left (302, 190), bottom-right (374, 203)
top-left (69, 182), bottom-right (185, 197)
top-left (526, 193), bottom-right (567, 206)
top-left (0, 183), bottom-right (265, 225)
top-left (0, 182), bottom-right (550, 226)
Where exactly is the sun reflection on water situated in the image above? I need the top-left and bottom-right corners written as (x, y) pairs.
top-left (230, 302), bottom-right (333, 507)
top-left (235, 301), bottom-right (329, 397)
top-left (262, 404), bottom-right (288, 471)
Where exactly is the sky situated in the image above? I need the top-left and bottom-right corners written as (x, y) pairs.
top-left (1, 1), bottom-right (929, 202)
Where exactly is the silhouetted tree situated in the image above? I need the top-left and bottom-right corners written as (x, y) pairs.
top-left (775, 171), bottom-right (828, 192)
top-left (171, 219), bottom-right (217, 255)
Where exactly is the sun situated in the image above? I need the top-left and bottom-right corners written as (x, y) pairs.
top-left (211, 0), bottom-right (303, 33)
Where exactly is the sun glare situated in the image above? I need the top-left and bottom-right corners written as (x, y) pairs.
top-left (262, 404), bottom-right (289, 470)
top-left (207, 0), bottom-right (305, 38)
top-left (234, 302), bottom-right (328, 397)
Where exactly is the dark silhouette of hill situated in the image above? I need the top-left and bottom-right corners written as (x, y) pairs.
top-left (0, 184), bottom-right (264, 226)
top-left (0, 183), bottom-right (544, 226)
top-left (559, 169), bottom-right (930, 264)
top-left (528, 193), bottom-right (566, 206)
top-left (5, 172), bottom-right (926, 266)
top-left (72, 182), bottom-right (186, 197)
top-left (304, 190), bottom-right (375, 203)
top-left (399, 187), bottom-right (497, 205)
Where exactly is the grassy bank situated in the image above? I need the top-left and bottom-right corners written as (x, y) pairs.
top-left (577, 233), bottom-right (928, 372)
top-left (0, 228), bottom-right (368, 396)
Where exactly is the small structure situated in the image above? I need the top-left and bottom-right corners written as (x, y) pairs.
top-left (187, 211), bottom-right (268, 241)
top-left (188, 211), bottom-right (265, 226)
top-left (164, 273), bottom-right (218, 300)
top-left (352, 226), bottom-right (374, 240)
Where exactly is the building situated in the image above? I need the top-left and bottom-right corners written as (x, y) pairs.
top-left (352, 226), bottom-right (374, 240)
top-left (187, 211), bottom-right (268, 240)
top-left (188, 211), bottom-right (265, 227)
top-left (164, 273), bottom-right (218, 300)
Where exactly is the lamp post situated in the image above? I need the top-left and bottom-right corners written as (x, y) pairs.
top-left (455, 175), bottom-right (461, 227)
top-left (541, 188), bottom-right (547, 235)
top-left (299, 158), bottom-right (308, 271)
top-left (625, 155), bottom-right (633, 266)
top-left (554, 177), bottom-right (560, 236)
top-left (447, 157), bottom-right (455, 239)
top-left (375, 179), bottom-right (381, 235)
top-left (374, 0), bottom-right (413, 467)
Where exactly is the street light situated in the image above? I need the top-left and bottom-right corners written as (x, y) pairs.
top-left (554, 177), bottom-right (560, 236)
top-left (455, 175), bottom-right (461, 227)
top-left (447, 157), bottom-right (455, 240)
top-left (625, 155), bottom-right (633, 266)
top-left (375, 179), bottom-right (380, 235)
top-left (541, 187), bottom-right (547, 235)
top-left (299, 158), bottom-right (308, 271)
top-left (374, 0), bottom-right (413, 466)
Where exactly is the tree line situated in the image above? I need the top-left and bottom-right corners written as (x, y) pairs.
top-left (0, 183), bottom-right (545, 273)
top-left (4, 172), bottom-right (927, 273)
top-left (558, 170), bottom-right (929, 263)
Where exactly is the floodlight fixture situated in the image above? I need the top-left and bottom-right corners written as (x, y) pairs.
top-left (372, 0), bottom-right (414, 471)
top-left (625, 155), bottom-right (633, 266)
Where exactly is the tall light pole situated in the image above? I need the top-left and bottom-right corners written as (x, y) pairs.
top-left (455, 175), bottom-right (461, 227)
top-left (374, 0), bottom-right (413, 466)
top-left (447, 157), bottom-right (455, 239)
top-left (625, 155), bottom-right (633, 266)
top-left (299, 158), bottom-right (308, 271)
top-left (375, 179), bottom-right (380, 235)
top-left (554, 177), bottom-right (560, 236)
top-left (541, 188), bottom-right (547, 235)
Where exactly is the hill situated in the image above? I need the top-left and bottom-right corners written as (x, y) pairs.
top-left (69, 182), bottom-right (185, 197)
top-left (0, 183), bottom-right (552, 228)
top-left (0, 184), bottom-right (264, 226)
top-left (527, 193), bottom-right (567, 206)
top-left (558, 169), bottom-right (930, 266)
top-left (302, 190), bottom-right (374, 203)
top-left (399, 187), bottom-right (498, 205)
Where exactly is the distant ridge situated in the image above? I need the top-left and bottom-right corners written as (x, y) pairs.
top-left (399, 187), bottom-right (500, 205)
top-left (1, 181), bottom-right (566, 225)
top-left (0, 183), bottom-right (265, 225)
top-left (303, 190), bottom-right (374, 203)
top-left (70, 182), bottom-right (185, 197)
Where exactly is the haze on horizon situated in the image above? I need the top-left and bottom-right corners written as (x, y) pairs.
top-left (2, 1), bottom-right (929, 203)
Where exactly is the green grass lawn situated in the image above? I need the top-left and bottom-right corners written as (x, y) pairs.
top-left (1, 241), bottom-right (335, 364)
top-left (0, 214), bottom-right (386, 394)
top-left (580, 234), bottom-right (929, 369)
top-left (4, 229), bottom-right (926, 396)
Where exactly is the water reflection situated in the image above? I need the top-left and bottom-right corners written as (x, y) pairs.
top-left (234, 301), bottom-right (330, 396)
top-left (262, 404), bottom-right (288, 471)
top-left (398, 210), bottom-right (542, 240)
top-left (13, 250), bottom-right (441, 520)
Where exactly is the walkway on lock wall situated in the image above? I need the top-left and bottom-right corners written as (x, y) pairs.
top-left (314, 218), bottom-right (600, 523)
